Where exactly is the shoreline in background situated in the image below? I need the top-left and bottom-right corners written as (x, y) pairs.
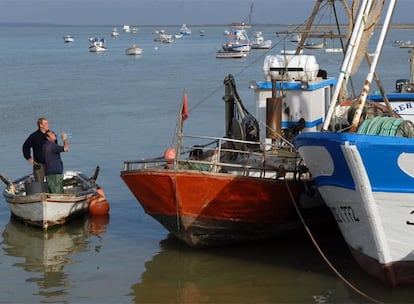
top-left (0, 23), bottom-right (414, 29)
top-left (287, 23), bottom-right (414, 30)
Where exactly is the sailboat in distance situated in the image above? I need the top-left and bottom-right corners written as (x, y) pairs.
top-left (230, 3), bottom-right (253, 29)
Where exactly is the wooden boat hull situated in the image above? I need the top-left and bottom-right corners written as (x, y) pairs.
top-left (295, 131), bottom-right (414, 286)
top-left (121, 169), bottom-right (327, 248)
top-left (6, 193), bottom-right (93, 229)
top-left (3, 171), bottom-right (97, 229)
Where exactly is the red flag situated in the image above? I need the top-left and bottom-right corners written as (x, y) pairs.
top-left (181, 91), bottom-right (189, 121)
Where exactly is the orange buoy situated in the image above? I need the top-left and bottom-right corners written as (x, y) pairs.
top-left (164, 147), bottom-right (176, 164)
top-left (89, 190), bottom-right (110, 215)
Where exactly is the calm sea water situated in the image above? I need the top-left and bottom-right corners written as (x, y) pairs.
top-left (0, 24), bottom-right (413, 303)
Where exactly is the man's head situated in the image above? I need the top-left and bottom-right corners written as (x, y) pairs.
top-left (45, 130), bottom-right (57, 142)
top-left (37, 117), bottom-right (49, 133)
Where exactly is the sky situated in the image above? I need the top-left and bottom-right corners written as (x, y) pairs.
top-left (0, 0), bottom-right (412, 26)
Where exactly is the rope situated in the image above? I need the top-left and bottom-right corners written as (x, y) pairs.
top-left (172, 169), bottom-right (181, 233)
top-left (284, 179), bottom-right (384, 304)
top-left (358, 117), bottom-right (414, 137)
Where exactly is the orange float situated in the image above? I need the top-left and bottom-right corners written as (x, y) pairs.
top-left (89, 188), bottom-right (110, 215)
top-left (164, 147), bottom-right (176, 165)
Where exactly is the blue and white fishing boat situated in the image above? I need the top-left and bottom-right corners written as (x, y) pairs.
top-left (222, 29), bottom-right (251, 53)
top-left (294, 0), bottom-right (414, 286)
top-left (89, 37), bottom-right (107, 52)
top-left (179, 24), bottom-right (191, 35)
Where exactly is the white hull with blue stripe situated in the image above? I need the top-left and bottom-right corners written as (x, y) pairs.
top-left (295, 131), bottom-right (414, 286)
top-left (293, 0), bottom-right (414, 286)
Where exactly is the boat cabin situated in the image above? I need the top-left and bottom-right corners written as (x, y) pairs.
top-left (252, 54), bottom-right (336, 144)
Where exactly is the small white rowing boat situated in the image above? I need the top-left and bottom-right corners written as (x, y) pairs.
top-left (2, 167), bottom-right (100, 229)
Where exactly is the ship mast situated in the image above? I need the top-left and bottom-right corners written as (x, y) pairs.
top-left (295, 0), bottom-right (351, 55)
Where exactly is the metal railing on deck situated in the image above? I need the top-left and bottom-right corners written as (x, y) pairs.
top-left (122, 135), bottom-right (307, 180)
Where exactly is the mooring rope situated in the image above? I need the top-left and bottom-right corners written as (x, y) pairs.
top-left (172, 169), bottom-right (181, 233)
top-left (284, 179), bottom-right (384, 304)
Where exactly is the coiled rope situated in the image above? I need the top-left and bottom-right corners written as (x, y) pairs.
top-left (358, 117), bottom-right (414, 137)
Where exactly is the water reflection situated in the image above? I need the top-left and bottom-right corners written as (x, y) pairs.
top-left (130, 229), bottom-right (414, 303)
top-left (130, 230), bottom-right (358, 303)
top-left (1, 215), bottom-right (109, 302)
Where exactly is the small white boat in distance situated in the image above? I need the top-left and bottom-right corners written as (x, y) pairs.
top-left (125, 44), bottom-right (143, 55)
top-left (111, 28), bottom-right (120, 37)
top-left (325, 47), bottom-right (343, 53)
top-left (251, 32), bottom-right (272, 49)
top-left (288, 33), bottom-right (302, 42)
top-left (123, 25), bottom-right (131, 33)
top-left (89, 37), bottom-right (107, 52)
top-left (399, 40), bottom-right (414, 48)
top-left (154, 33), bottom-right (174, 44)
top-left (63, 35), bottom-right (74, 43)
top-left (303, 41), bottom-right (325, 49)
top-left (216, 50), bottom-right (247, 59)
top-left (280, 49), bottom-right (303, 55)
top-left (180, 24), bottom-right (191, 35)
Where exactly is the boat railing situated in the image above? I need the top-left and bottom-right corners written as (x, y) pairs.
top-left (122, 135), bottom-right (307, 180)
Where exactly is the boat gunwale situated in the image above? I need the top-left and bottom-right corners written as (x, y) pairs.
top-left (3, 170), bottom-right (97, 202)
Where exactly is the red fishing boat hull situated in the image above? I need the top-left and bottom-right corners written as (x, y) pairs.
top-left (121, 169), bottom-right (328, 248)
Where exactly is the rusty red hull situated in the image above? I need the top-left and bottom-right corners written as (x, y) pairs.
top-left (121, 169), bottom-right (328, 248)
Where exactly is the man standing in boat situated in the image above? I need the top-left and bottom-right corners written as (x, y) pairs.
top-left (42, 130), bottom-right (69, 193)
top-left (22, 117), bottom-right (50, 182)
